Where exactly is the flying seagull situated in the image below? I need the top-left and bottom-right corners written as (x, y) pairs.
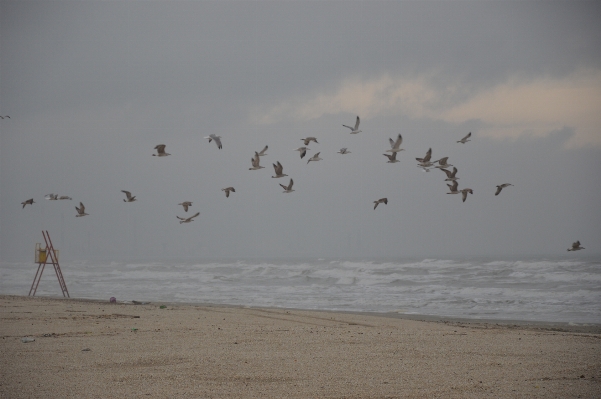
top-left (178, 201), bottom-right (192, 212)
top-left (205, 134), bottom-right (223, 149)
top-left (249, 151), bottom-right (265, 170)
top-left (440, 167), bottom-right (459, 182)
top-left (272, 161), bottom-right (288, 178)
top-left (75, 202), bottom-right (88, 217)
top-left (21, 198), bottom-right (35, 208)
top-left (386, 134), bottom-right (404, 153)
top-left (416, 148), bottom-right (434, 170)
top-left (495, 183), bottom-right (514, 196)
top-left (280, 178), bottom-right (295, 193)
top-left (416, 148), bottom-right (432, 164)
top-left (383, 152), bottom-right (399, 163)
top-left (459, 188), bottom-right (473, 203)
top-left (457, 132), bottom-right (472, 144)
top-left (307, 152), bottom-right (322, 164)
top-left (177, 212), bottom-right (200, 224)
top-left (567, 241), bottom-right (585, 252)
top-left (294, 147), bottom-right (309, 159)
top-left (121, 190), bottom-right (137, 202)
top-left (152, 144), bottom-right (170, 157)
top-left (45, 194), bottom-right (58, 200)
top-left (373, 198), bottom-right (388, 210)
top-left (337, 148), bottom-right (351, 155)
top-left (446, 180), bottom-right (460, 194)
top-left (257, 145), bottom-right (268, 156)
top-left (301, 137), bottom-right (318, 146)
top-left (58, 196), bottom-right (72, 200)
top-left (343, 116), bottom-right (362, 134)
top-left (222, 187), bottom-right (236, 198)
top-left (434, 157), bottom-right (453, 169)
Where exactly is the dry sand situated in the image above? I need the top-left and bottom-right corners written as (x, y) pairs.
top-left (1, 295), bottom-right (600, 398)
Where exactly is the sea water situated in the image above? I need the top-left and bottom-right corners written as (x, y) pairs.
top-left (1, 257), bottom-right (599, 324)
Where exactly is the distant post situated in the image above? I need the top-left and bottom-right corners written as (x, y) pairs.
top-left (29, 231), bottom-right (70, 297)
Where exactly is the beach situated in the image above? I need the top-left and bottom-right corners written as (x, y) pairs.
top-left (1, 295), bottom-right (600, 398)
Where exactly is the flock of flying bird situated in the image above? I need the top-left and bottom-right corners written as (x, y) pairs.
top-left (16, 114), bottom-right (585, 252)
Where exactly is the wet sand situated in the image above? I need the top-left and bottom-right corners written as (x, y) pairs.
top-left (1, 295), bottom-right (600, 398)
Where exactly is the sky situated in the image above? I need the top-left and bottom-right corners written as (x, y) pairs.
top-left (1, 0), bottom-right (600, 261)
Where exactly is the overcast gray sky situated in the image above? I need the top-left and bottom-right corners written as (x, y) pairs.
top-left (1, 1), bottom-right (600, 260)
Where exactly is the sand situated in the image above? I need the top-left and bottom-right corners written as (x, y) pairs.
top-left (1, 295), bottom-right (600, 398)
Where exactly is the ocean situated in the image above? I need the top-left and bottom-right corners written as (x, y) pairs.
top-left (1, 257), bottom-right (599, 324)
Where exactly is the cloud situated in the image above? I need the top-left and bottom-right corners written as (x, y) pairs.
top-left (250, 74), bottom-right (440, 124)
top-left (251, 69), bottom-right (601, 147)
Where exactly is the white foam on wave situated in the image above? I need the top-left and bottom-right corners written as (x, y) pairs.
top-left (1, 258), bottom-right (600, 323)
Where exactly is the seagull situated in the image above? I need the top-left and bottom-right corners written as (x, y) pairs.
top-left (178, 201), bottom-right (192, 212)
top-left (459, 188), bottom-right (473, 203)
top-left (307, 152), bottom-right (322, 164)
top-left (272, 161), bottom-right (288, 178)
top-left (440, 167), bottom-right (459, 182)
top-left (177, 212), bottom-right (200, 224)
top-left (222, 187), bottom-right (235, 198)
top-left (45, 194), bottom-right (58, 200)
top-left (152, 144), bottom-right (170, 157)
top-left (343, 116), bottom-right (362, 134)
top-left (386, 134), bottom-right (404, 153)
top-left (301, 137), bottom-right (318, 146)
top-left (457, 132), bottom-right (472, 144)
top-left (204, 134), bottom-right (223, 149)
top-left (383, 152), bottom-right (399, 163)
top-left (121, 190), bottom-right (137, 202)
top-left (495, 183), bottom-right (514, 196)
top-left (416, 148), bottom-right (434, 170)
top-left (446, 180), bottom-right (460, 194)
top-left (75, 202), bottom-right (88, 217)
top-left (0, 116), bottom-right (8, 119)
top-left (434, 157), bottom-right (453, 169)
top-left (416, 148), bottom-right (432, 164)
top-left (21, 198), bottom-right (35, 208)
top-left (373, 198), bottom-right (388, 210)
top-left (280, 178), bottom-right (295, 193)
top-left (257, 145), bottom-right (268, 156)
top-left (567, 241), bottom-right (585, 252)
top-left (249, 151), bottom-right (265, 170)
top-left (294, 147), bottom-right (309, 159)
top-left (337, 148), bottom-right (351, 155)
top-left (58, 196), bottom-right (72, 200)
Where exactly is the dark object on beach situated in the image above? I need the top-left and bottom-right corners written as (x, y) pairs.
top-left (82, 348), bottom-right (91, 351)
top-left (160, 305), bottom-right (167, 309)
top-left (109, 297), bottom-right (116, 303)
top-left (21, 337), bottom-right (35, 343)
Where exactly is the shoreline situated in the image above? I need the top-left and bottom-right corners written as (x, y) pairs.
top-left (7, 294), bottom-right (601, 334)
